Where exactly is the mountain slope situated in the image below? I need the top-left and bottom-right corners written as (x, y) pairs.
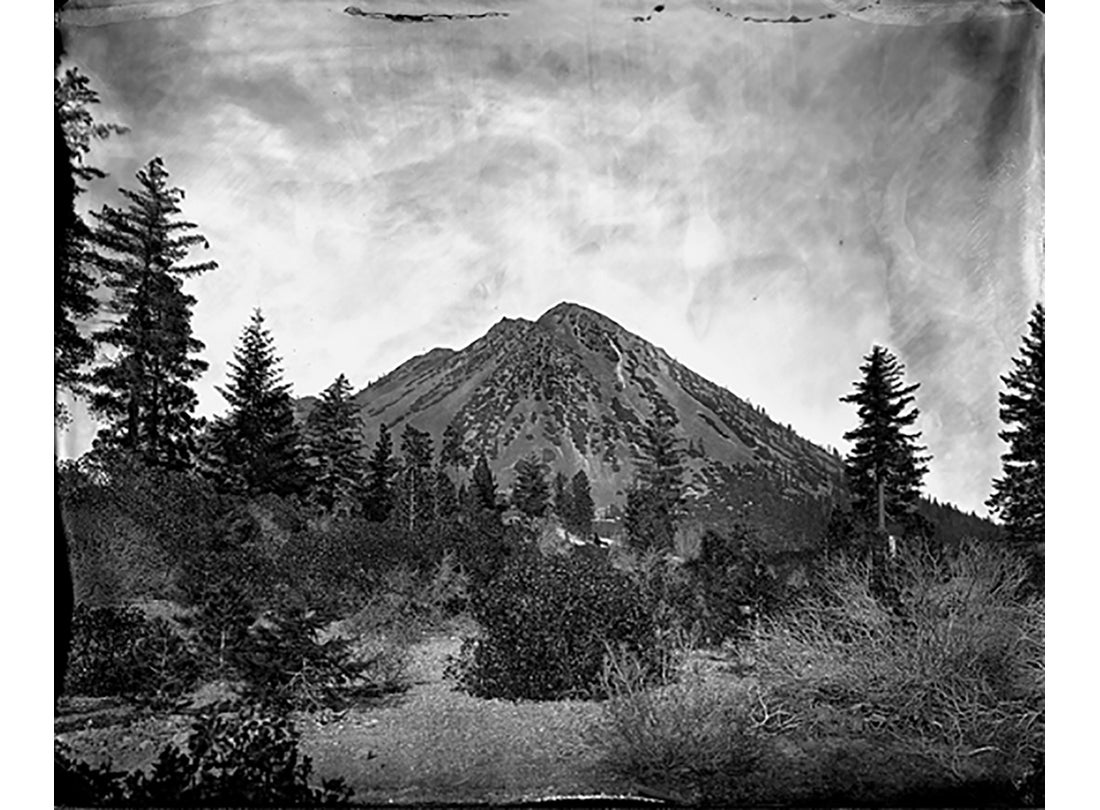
top-left (302, 302), bottom-right (846, 546)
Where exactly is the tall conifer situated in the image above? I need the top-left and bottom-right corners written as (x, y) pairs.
top-left (839, 345), bottom-right (930, 533)
top-left (987, 304), bottom-right (1044, 549)
top-left (568, 470), bottom-right (595, 539)
top-left (55, 68), bottom-right (125, 406)
top-left (512, 454), bottom-right (550, 518)
top-left (304, 374), bottom-right (366, 514)
top-left (434, 466), bottom-right (459, 522)
top-left (86, 157), bottom-right (216, 469)
top-left (394, 424), bottom-right (435, 532)
top-left (470, 456), bottom-right (499, 512)
top-left (201, 309), bottom-right (305, 497)
top-left (624, 412), bottom-right (685, 550)
top-left (364, 423), bottom-right (397, 522)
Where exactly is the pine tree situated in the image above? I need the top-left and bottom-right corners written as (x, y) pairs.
top-left (470, 456), bottom-right (499, 512)
top-left (567, 470), bottom-right (595, 539)
top-left (840, 345), bottom-right (930, 534)
top-left (303, 374), bottom-right (366, 514)
top-left (364, 424), bottom-right (397, 522)
top-left (512, 454), bottom-right (550, 518)
top-left (624, 412), bottom-right (685, 550)
top-left (987, 303), bottom-right (1044, 549)
top-left (440, 422), bottom-right (471, 470)
top-left (636, 413), bottom-right (686, 509)
top-left (552, 471), bottom-right (571, 517)
top-left (434, 466), bottom-right (459, 522)
top-left (200, 309), bottom-right (306, 497)
top-left (394, 424), bottom-right (435, 532)
top-left (401, 424), bottom-right (434, 470)
top-left (86, 157), bottom-right (217, 469)
top-left (55, 68), bottom-right (126, 408)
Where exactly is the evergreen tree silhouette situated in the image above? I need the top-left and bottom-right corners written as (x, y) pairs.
top-left (988, 304), bottom-right (1044, 551)
top-left (839, 345), bottom-right (930, 539)
top-left (512, 454), bottom-right (550, 518)
top-left (470, 455), bottom-right (499, 512)
top-left (87, 157), bottom-right (217, 469)
top-left (201, 309), bottom-right (306, 497)
top-left (303, 374), bottom-right (366, 515)
top-left (364, 423), bottom-right (397, 522)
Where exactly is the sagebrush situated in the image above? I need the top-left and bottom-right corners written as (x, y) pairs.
top-left (750, 542), bottom-right (1044, 784)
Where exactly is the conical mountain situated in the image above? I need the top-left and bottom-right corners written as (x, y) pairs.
top-left (300, 302), bottom-right (844, 546)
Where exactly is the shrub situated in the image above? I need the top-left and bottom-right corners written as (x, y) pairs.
top-left (179, 554), bottom-right (410, 712)
top-left (443, 510), bottom-right (527, 589)
top-left (422, 550), bottom-right (469, 620)
top-left (342, 632), bottom-right (411, 697)
top-left (64, 604), bottom-right (200, 705)
top-left (750, 541), bottom-right (1044, 784)
top-left (231, 604), bottom-right (393, 712)
top-left (177, 555), bottom-right (263, 682)
top-left (270, 515), bottom-right (471, 617)
top-left (272, 516), bottom-right (383, 614)
top-left (617, 524), bottom-right (785, 647)
top-left (595, 646), bottom-right (765, 798)
top-left (325, 552), bottom-right (468, 654)
top-left (684, 526), bottom-right (784, 644)
top-left (55, 704), bottom-right (354, 806)
top-left (454, 547), bottom-right (662, 701)
top-left (59, 453), bottom-right (225, 606)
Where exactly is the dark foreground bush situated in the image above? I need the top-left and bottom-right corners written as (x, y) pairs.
top-left (55, 704), bottom-right (354, 807)
top-left (453, 548), bottom-right (662, 701)
top-left (64, 604), bottom-right (200, 705)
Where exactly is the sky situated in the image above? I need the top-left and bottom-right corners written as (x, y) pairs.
top-left (56, 0), bottom-right (1044, 516)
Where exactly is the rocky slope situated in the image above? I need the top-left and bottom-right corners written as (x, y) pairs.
top-left (301, 302), bottom-right (845, 545)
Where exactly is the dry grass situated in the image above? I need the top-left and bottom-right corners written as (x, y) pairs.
top-left (750, 543), bottom-right (1044, 782)
top-left (591, 640), bottom-right (768, 799)
top-left (592, 542), bottom-right (1043, 805)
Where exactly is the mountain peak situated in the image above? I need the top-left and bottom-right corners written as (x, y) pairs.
top-left (335, 299), bottom-right (845, 547)
top-left (536, 301), bottom-right (625, 337)
top-left (539, 301), bottom-right (603, 320)
top-left (542, 300), bottom-right (590, 316)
